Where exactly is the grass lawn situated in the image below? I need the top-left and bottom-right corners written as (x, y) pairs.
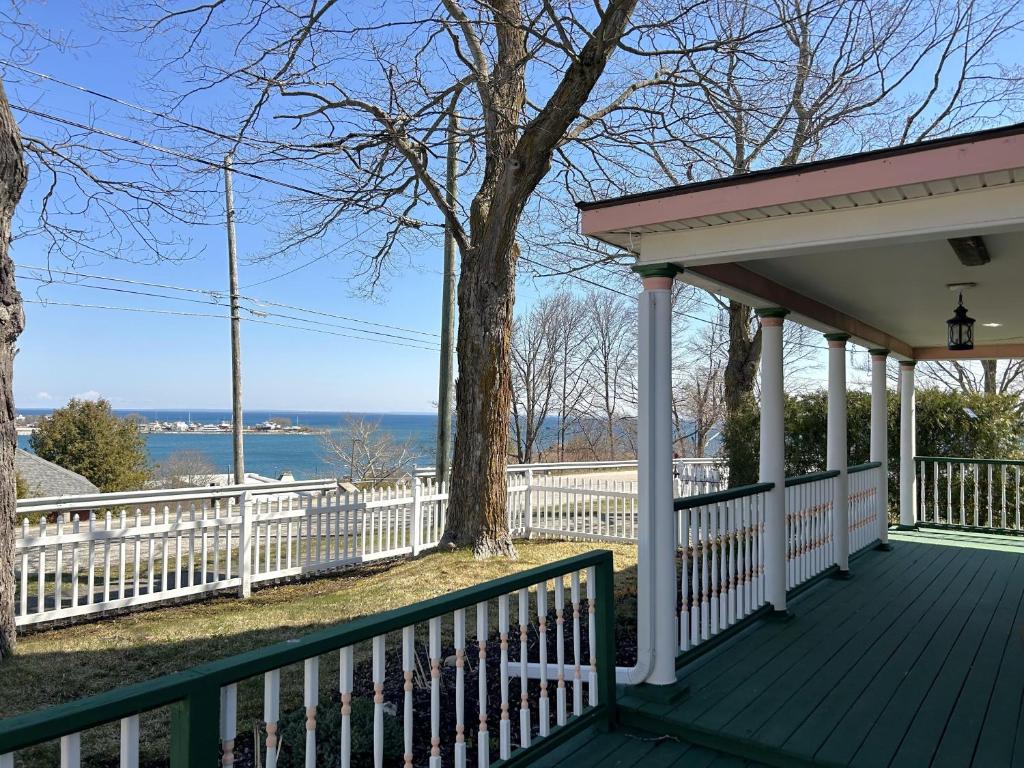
top-left (4, 540), bottom-right (638, 766)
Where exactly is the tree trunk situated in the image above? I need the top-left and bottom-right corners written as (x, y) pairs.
top-left (982, 359), bottom-right (997, 394)
top-left (444, 236), bottom-right (518, 557)
top-left (0, 77), bottom-right (27, 660)
top-left (723, 300), bottom-right (761, 486)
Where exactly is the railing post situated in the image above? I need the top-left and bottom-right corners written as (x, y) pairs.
top-left (826, 333), bottom-right (850, 575)
top-left (238, 490), bottom-right (252, 598)
top-left (411, 475), bottom-right (422, 556)
top-left (756, 308), bottom-right (789, 615)
top-left (170, 682), bottom-right (221, 767)
top-left (595, 553), bottom-right (617, 731)
top-left (899, 361), bottom-right (917, 529)
top-left (524, 469), bottom-right (534, 538)
top-left (870, 349), bottom-right (891, 547)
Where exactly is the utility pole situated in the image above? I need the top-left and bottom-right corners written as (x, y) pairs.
top-left (224, 154), bottom-right (245, 485)
top-left (435, 109), bottom-right (458, 484)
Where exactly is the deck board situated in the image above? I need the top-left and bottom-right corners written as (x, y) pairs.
top-left (614, 530), bottom-right (1024, 767)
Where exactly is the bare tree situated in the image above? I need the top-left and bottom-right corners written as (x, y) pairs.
top-left (918, 359), bottom-right (1024, 395)
top-left (583, 289), bottom-right (637, 459)
top-left (322, 416), bottom-right (422, 484)
top-left (156, 450), bottom-right (217, 488)
top-left (510, 295), bottom-right (563, 463)
top-left (674, 314), bottom-right (727, 457)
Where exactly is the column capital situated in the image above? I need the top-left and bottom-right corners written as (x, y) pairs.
top-left (631, 263), bottom-right (681, 279)
top-left (868, 348), bottom-right (890, 358)
top-left (755, 307), bottom-right (789, 325)
top-left (898, 359), bottom-right (917, 368)
top-left (824, 332), bottom-right (850, 347)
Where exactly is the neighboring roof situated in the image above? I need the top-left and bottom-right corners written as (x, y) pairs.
top-left (577, 120), bottom-right (1024, 212)
top-left (16, 449), bottom-right (99, 498)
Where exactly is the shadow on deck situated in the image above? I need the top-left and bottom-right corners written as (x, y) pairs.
top-left (535, 529), bottom-right (1024, 767)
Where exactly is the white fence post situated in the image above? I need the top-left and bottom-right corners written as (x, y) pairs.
top-left (524, 469), bottom-right (534, 538)
top-left (411, 475), bottom-right (422, 556)
top-left (238, 489), bottom-right (253, 598)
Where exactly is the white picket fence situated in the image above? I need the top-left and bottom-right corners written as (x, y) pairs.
top-left (13, 459), bottom-right (726, 628)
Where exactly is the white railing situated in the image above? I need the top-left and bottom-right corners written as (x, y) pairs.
top-left (849, 462), bottom-right (883, 554)
top-left (14, 460), bottom-right (726, 627)
top-left (916, 457), bottom-right (1024, 531)
top-left (0, 551), bottom-right (617, 768)
top-left (676, 483), bottom-right (770, 651)
top-left (784, 471), bottom-right (837, 590)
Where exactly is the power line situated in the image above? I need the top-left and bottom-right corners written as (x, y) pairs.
top-left (16, 263), bottom-right (440, 338)
top-left (23, 299), bottom-right (440, 351)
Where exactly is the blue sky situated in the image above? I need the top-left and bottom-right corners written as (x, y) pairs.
top-left (5, 4), bottom-right (550, 413)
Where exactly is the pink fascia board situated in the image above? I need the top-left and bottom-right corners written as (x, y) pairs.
top-left (581, 133), bottom-right (1024, 236)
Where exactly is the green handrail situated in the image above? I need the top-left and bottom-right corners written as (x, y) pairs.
top-left (0, 550), bottom-right (617, 765)
top-left (784, 470), bottom-right (840, 488)
top-left (915, 456), bottom-right (1024, 467)
top-left (674, 482), bottom-right (774, 510)
top-left (848, 461), bottom-right (882, 474)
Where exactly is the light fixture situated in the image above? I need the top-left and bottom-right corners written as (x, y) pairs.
top-left (947, 292), bottom-right (975, 351)
top-left (982, 322), bottom-right (1002, 328)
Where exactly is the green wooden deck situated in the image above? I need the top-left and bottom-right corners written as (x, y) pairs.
top-left (542, 529), bottom-right (1024, 767)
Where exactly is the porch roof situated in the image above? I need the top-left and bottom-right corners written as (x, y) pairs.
top-left (580, 123), bottom-right (1024, 361)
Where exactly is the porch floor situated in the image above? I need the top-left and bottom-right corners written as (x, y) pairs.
top-left (612, 528), bottom-right (1024, 767)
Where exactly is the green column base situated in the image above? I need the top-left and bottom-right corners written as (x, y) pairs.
top-left (766, 608), bottom-right (795, 622)
top-left (875, 541), bottom-right (894, 552)
top-left (831, 569), bottom-right (853, 581)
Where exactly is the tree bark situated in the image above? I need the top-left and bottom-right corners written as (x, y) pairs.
top-left (982, 359), bottom-right (997, 394)
top-left (0, 77), bottom-right (27, 660)
top-left (723, 300), bottom-right (761, 485)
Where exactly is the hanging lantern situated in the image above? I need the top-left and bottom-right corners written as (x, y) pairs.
top-left (947, 293), bottom-right (975, 351)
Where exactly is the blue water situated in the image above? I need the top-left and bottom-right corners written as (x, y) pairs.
top-left (18, 409), bottom-right (441, 480)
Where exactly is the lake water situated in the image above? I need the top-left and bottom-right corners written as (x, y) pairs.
top-left (18, 409), bottom-right (443, 480)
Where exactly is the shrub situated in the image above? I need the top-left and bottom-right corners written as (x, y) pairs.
top-left (276, 695), bottom-right (404, 767)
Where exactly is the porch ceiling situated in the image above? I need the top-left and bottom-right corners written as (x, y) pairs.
top-left (580, 122), bottom-right (1024, 360)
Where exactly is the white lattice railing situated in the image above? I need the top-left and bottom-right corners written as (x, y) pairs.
top-left (0, 551), bottom-right (617, 768)
top-left (849, 462), bottom-right (883, 554)
top-left (916, 457), bottom-right (1024, 531)
top-left (675, 482), bottom-right (770, 652)
top-left (784, 471), bottom-right (837, 590)
top-left (13, 460), bottom-right (726, 627)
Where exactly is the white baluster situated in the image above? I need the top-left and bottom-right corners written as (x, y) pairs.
top-left (403, 626), bottom-right (415, 768)
top-left (19, 518), bottom-right (28, 617)
top-left (60, 733), bottom-right (81, 768)
top-left (553, 576), bottom-right (566, 727)
top-left (340, 646), bottom-right (353, 768)
top-left (570, 572), bottom-right (583, 716)
top-left (303, 657), bottom-right (319, 768)
top-left (429, 617), bottom-right (442, 768)
top-left (498, 594), bottom-right (511, 760)
top-left (587, 567), bottom-right (597, 706)
top-left (477, 602), bottom-right (490, 767)
top-left (537, 580), bottom-right (549, 737)
top-left (518, 589), bottom-right (531, 748)
top-left (373, 634), bottom-right (386, 768)
top-left (220, 684), bottom-right (237, 766)
top-left (121, 714), bottom-right (140, 768)
top-left (264, 669), bottom-right (280, 768)
top-left (70, 514), bottom-right (80, 608)
top-left (54, 515), bottom-right (64, 611)
top-left (37, 517), bottom-right (47, 616)
top-left (454, 608), bottom-right (467, 768)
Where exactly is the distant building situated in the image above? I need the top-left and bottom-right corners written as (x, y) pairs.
top-left (16, 449), bottom-right (99, 498)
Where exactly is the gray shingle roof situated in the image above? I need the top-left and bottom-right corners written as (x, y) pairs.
top-left (16, 449), bottom-right (99, 498)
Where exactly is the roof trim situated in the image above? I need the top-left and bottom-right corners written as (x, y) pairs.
top-left (578, 121), bottom-right (1024, 213)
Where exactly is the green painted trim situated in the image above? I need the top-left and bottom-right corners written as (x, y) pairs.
top-left (849, 461), bottom-right (882, 474)
top-left (917, 522), bottom-right (1024, 538)
top-left (169, 682), bottom-right (220, 768)
top-left (674, 482), bottom-right (774, 510)
top-left (625, 682), bottom-right (690, 705)
top-left (915, 455), bottom-right (1024, 467)
top-left (594, 553), bottom-right (617, 730)
top-left (0, 550), bottom-right (614, 756)
top-left (616, 708), bottom-right (840, 768)
top-left (754, 307), bottom-right (790, 319)
top-left (868, 348), bottom-right (890, 357)
top-left (823, 332), bottom-right (851, 342)
top-left (494, 708), bottom-right (607, 767)
top-left (899, 360), bottom-right (917, 367)
top-left (630, 263), bottom-right (680, 279)
top-left (784, 470), bottom-right (840, 488)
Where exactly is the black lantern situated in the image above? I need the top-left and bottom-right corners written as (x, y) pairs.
top-left (947, 293), bottom-right (975, 351)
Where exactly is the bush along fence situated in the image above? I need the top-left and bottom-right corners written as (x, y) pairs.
top-left (12, 460), bottom-right (726, 628)
top-left (0, 551), bottom-right (617, 768)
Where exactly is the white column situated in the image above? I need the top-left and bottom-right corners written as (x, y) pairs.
top-left (826, 333), bottom-right (850, 574)
top-left (756, 308), bottom-right (788, 614)
top-left (869, 349), bottom-right (890, 546)
top-left (636, 266), bottom-right (678, 684)
top-left (899, 361), bottom-right (917, 528)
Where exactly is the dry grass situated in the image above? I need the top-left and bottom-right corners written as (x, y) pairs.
top-left (4, 540), bottom-right (638, 766)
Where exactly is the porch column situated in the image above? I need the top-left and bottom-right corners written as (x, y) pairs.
top-left (756, 308), bottom-right (788, 614)
top-left (869, 349), bottom-right (890, 547)
top-left (899, 361), bottom-right (917, 528)
top-left (826, 333), bottom-right (850, 575)
top-left (634, 264), bottom-right (678, 685)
